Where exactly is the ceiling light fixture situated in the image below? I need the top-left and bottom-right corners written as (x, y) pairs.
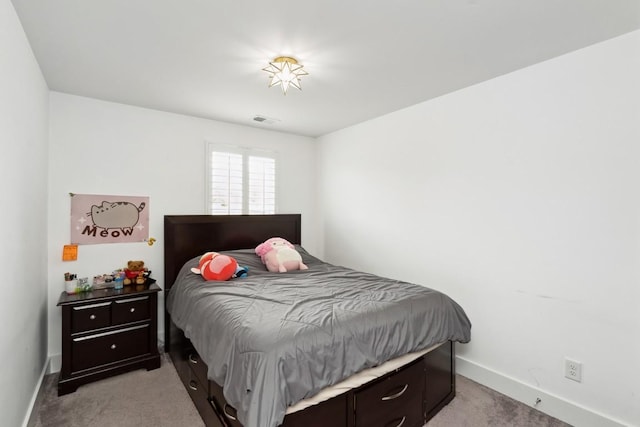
top-left (262, 56), bottom-right (308, 95)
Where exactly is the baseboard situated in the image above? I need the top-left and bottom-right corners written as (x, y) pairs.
top-left (21, 357), bottom-right (50, 427)
top-left (157, 332), bottom-right (164, 352)
top-left (48, 354), bottom-right (61, 374)
top-left (455, 356), bottom-right (628, 427)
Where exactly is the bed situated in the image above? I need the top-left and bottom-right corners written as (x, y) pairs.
top-left (164, 214), bottom-right (471, 427)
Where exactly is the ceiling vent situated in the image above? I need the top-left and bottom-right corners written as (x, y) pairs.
top-left (253, 115), bottom-right (280, 125)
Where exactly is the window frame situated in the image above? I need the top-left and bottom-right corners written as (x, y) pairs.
top-left (204, 142), bottom-right (279, 215)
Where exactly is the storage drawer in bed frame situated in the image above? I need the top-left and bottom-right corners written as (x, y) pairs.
top-left (167, 318), bottom-right (455, 427)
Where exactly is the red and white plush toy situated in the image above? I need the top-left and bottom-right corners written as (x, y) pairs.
top-left (255, 237), bottom-right (308, 273)
top-left (191, 252), bottom-right (238, 281)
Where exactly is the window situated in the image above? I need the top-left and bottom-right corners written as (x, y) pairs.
top-left (206, 143), bottom-right (277, 215)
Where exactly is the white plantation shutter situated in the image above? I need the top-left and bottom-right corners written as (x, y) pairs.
top-left (206, 143), bottom-right (277, 215)
top-left (248, 156), bottom-right (276, 214)
top-left (209, 152), bottom-right (243, 214)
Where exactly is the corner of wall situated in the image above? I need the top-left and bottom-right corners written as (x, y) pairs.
top-left (20, 357), bottom-right (50, 427)
top-left (48, 354), bottom-right (61, 375)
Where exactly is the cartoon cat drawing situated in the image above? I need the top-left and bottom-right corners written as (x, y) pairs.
top-left (88, 201), bottom-right (146, 231)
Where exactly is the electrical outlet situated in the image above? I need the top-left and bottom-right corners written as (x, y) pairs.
top-left (564, 358), bottom-right (582, 382)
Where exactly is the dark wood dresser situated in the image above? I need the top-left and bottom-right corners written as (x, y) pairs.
top-left (57, 283), bottom-right (161, 395)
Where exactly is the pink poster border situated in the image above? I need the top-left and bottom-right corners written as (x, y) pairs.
top-left (70, 193), bottom-right (150, 245)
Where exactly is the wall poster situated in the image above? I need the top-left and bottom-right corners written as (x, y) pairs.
top-left (70, 193), bottom-right (149, 245)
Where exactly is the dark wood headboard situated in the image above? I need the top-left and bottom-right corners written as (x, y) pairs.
top-left (163, 214), bottom-right (301, 291)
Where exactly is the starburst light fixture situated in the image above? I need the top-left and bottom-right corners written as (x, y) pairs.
top-left (262, 56), bottom-right (308, 95)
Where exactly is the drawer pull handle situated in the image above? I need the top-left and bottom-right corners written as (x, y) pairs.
top-left (188, 353), bottom-right (198, 364)
top-left (73, 324), bottom-right (148, 341)
top-left (381, 384), bottom-right (408, 401)
top-left (223, 404), bottom-right (237, 421)
top-left (73, 302), bottom-right (110, 310)
top-left (89, 314), bottom-right (96, 320)
top-left (188, 380), bottom-right (198, 391)
top-left (130, 308), bottom-right (135, 313)
top-left (115, 296), bottom-right (148, 303)
top-left (110, 344), bottom-right (117, 350)
top-left (385, 416), bottom-right (406, 427)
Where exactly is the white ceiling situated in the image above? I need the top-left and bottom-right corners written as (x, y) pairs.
top-left (11, 0), bottom-right (640, 137)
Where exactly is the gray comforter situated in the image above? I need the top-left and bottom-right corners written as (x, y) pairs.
top-left (167, 247), bottom-right (471, 427)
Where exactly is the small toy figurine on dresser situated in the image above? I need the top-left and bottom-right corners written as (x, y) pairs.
top-left (124, 260), bottom-right (148, 286)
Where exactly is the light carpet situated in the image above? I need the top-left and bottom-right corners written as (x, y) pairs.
top-left (28, 353), bottom-right (570, 427)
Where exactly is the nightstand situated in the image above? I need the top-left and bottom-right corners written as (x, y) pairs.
top-left (57, 283), bottom-right (161, 395)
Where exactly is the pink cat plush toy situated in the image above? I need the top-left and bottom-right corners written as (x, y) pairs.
top-left (255, 237), bottom-right (308, 273)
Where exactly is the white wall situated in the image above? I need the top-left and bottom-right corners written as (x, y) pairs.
top-left (47, 93), bottom-right (317, 363)
top-left (0, 1), bottom-right (50, 426)
top-left (317, 31), bottom-right (640, 427)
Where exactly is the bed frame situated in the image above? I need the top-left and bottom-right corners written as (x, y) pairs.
top-left (164, 214), bottom-right (456, 427)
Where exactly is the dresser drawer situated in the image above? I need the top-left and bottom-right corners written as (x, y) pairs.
top-left (71, 302), bottom-right (112, 333)
top-left (112, 296), bottom-right (150, 325)
top-left (186, 349), bottom-right (209, 387)
top-left (210, 381), bottom-right (243, 427)
top-left (354, 360), bottom-right (425, 427)
top-left (184, 369), bottom-right (226, 427)
top-left (186, 367), bottom-right (208, 401)
top-left (357, 394), bottom-right (423, 427)
top-left (71, 324), bottom-right (150, 372)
